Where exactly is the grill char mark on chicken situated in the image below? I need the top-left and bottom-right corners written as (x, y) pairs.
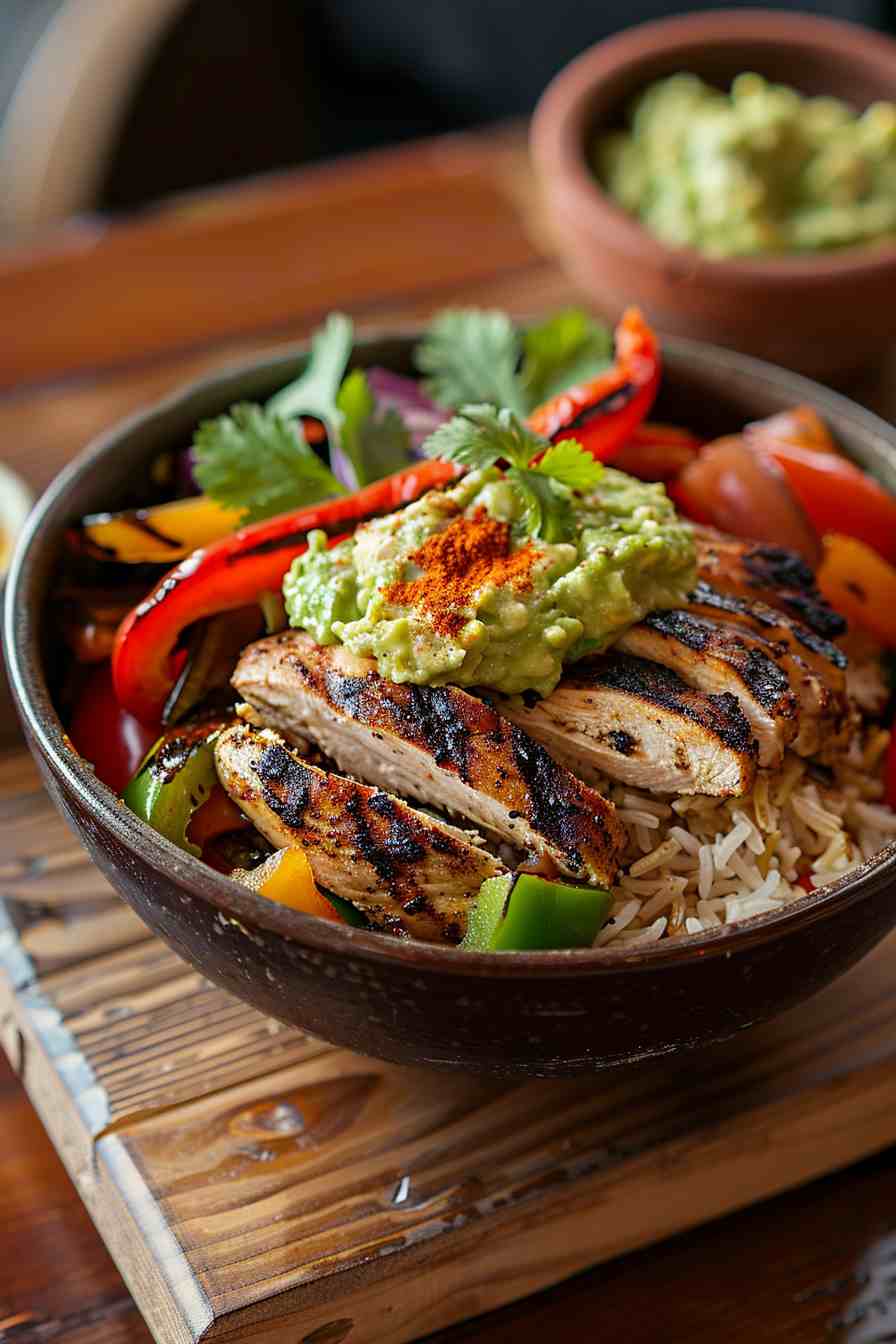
top-left (232, 632), bottom-right (625, 886)
top-left (498, 652), bottom-right (758, 797)
top-left (215, 723), bottom-right (503, 942)
top-left (617, 609), bottom-right (799, 767)
top-left (685, 581), bottom-right (851, 755)
top-left (694, 529), bottom-right (847, 640)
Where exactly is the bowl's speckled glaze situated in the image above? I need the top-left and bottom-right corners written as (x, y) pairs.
top-left (6, 333), bottom-right (896, 1076)
top-left (531, 10), bottom-right (896, 380)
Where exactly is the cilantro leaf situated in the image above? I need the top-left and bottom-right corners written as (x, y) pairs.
top-left (422, 405), bottom-right (596, 542)
top-left (507, 467), bottom-right (573, 544)
top-left (521, 309), bottom-right (612, 405)
top-left (335, 369), bottom-right (412, 487)
top-left (266, 313), bottom-right (353, 434)
top-left (535, 439), bottom-right (603, 493)
top-left (423, 404), bottom-right (546, 472)
top-left (193, 404), bottom-right (344, 524)
top-left (414, 310), bottom-right (527, 417)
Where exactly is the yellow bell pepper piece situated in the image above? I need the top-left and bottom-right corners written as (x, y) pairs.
top-left (817, 532), bottom-right (896, 648)
top-left (233, 847), bottom-right (343, 921)
top-left (82, 494), bottom-right (243, 564)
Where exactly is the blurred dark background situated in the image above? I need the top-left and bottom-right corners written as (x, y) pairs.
top-left (1, 0), bottom-right (895, 234)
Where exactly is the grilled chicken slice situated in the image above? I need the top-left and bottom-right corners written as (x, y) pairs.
top-left (686, 581), bottom-right (850, 755)
top-left (499, 653), bottom-right (757, 797)
top-left (232, 632), bottom-right (625, 886)
top-left (215, 724), bottom-right (502, 942)
top-left (694, 528), bottom-right (847, 640)
top-left (617, 611), bottom-right (799, 768)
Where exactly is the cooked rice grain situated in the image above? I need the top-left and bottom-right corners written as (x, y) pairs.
top-left (593, 724), bottom-right (895, 947)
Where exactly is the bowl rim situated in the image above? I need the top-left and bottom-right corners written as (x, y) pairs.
top-left (531, 7), bottom-right (896, 281)
top-left (5, 329), bottom-right (896, 980)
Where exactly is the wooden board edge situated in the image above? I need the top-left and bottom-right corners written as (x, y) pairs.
top-left (95, 1134), bottom-right (215, 1344)
top-left (0, 895), bottom-right (35, 997)
top-left (7, 917), bottom-right (896, 1344)
top-left (199, 1055), bottom-right (896, 1342)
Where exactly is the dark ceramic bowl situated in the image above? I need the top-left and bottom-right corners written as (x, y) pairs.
top-left (6, 333), bottom-right (896, 1077)
top-left (531, 10), bottom-right (896, 381)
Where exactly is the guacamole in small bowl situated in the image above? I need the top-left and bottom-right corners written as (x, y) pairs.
top-left (594, 72), bottom-right (896, 258)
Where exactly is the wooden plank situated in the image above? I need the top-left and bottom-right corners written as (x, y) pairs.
top-left (8, 928), bottom-right (896, 1343)
top-left (0, 751), bottom-right (150, 993)
top-left (0, 129), bottom-right (536, 392)
top-left (8, 756), bottom-right (896, 1342)
top-left (0, 258), bottom-right (571, 498)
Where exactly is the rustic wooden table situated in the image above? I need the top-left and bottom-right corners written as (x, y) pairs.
top-left (3, 124), bottom-right (896, 1344)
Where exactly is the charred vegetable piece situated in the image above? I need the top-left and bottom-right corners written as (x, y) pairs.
top-left (526, 308), bottom-right (659, 463)
top-left (232, 847), bottom-right (348, 922)
top-left (163, 605), bottom-right (263, 725)
top-left (758, 442), bottom-right (896, 566)
top-left (744, 405), bottom-right (838, 455)
top-left (610, 422), bottom-right (701, 480)
top-left (186, 784), bottom-right (251, 849)
top-left (817, 534), bottom-right (896, 648)
top-left (121, 721), bottom-right (226, 856)
top-left (62, 588), bottom-right (147, 664)
top-left (112, 459), bottom-right (458, 725)
top-left (673, 436), bottom-right (821, 565)
top-left (80, 496), bottom-right (243, 565)
top-left (461, 873), bottom-right (613, 951)
top-left (69, 662), bottom-right (159, 793)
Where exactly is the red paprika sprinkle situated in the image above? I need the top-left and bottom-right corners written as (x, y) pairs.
top-left (385, 507), bottom-right (537, 636)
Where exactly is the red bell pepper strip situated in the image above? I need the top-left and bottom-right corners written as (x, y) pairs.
top-left (526, 307), bottom-right (660, 461)
top-left (755, 442), bottom-right (896, 566)
top-left (68, 662), bottom-right (160, 793)
top-left (112, 460), bottom-right (457, 725)
top-left (610, 422), bottom-right (702, 481)
top-left (665, 474), bottom-right (714, 525)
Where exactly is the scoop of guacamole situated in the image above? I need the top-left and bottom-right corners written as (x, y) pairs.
top-left (594, 72), bottom-right (896, 257)
top-left (283, 467), bottom-right (695, 698)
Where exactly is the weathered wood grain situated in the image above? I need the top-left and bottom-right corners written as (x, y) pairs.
top-left (0, 129), bottom-right (535, 393)
top-left (0, 259), bottom-right (572, 499)
top-left (0, 752), bottom-right (149, 992)
top-left (8, 748), bottom-right (896, 1342)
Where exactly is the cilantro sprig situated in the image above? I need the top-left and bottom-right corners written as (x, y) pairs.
top-left (415, 310), bottom-right (527, 417)
top-left (520, 309), bottom-right (612, 405)
top-left (414, 308), bottom-right (611, 418)
top-left (194, 313), bottom-right (414, 521)
top-left (265, 312), bottom-right (354, 432)
top-left (193, 406), bottom-right (344, 525)
top-left (423, 405), bottom-right (604, 543)
top-left (335, 370), bottom-right (412, 487)
top-left (191, 305), bottom-right (612, 525)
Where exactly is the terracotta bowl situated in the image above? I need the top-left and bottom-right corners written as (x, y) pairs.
top-left (530, 10), bottom-right (896, 381)
top-left (5, 333), bottom-right (896, 1078)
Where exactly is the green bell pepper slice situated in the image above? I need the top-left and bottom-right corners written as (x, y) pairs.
top-left (321, 890), bottom-right (369, 928)
top-left (461, 872), bottom-right (613, 951)
top-left (121, 721), bottom-right (224, 857)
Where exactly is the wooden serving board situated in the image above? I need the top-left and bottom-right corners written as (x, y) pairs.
top-left (5, 747), bottom-right (896, 1344)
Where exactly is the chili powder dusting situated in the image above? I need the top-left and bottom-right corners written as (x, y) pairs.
top-left (384, 507), bottom-right (537, 637)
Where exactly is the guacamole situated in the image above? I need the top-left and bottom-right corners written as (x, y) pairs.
top-left (283, 467), bottom-right (695, 698)
top-left (594, 72), bottom-right (896, 257)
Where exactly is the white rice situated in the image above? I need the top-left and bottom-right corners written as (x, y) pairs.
top-left (593, 723), bottom-right (896, 946)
